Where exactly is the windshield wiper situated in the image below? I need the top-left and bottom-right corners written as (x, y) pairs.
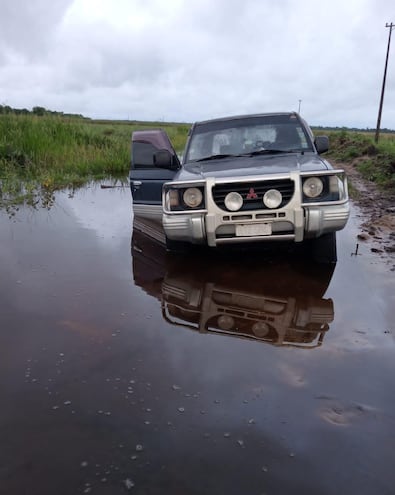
top-left (194, 149), bottom-right (303, 162)
top-left (194, 153), bottom-right (239, 162)
top-left (241, 149), bottom-right (299, 157)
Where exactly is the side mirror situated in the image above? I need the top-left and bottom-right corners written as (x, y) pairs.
top-left (154, 150), bottom-right (180, 170)
top-left (131, 129), bottom-right (180, 170)
top-left (314, 136), bottom-right (329, 154)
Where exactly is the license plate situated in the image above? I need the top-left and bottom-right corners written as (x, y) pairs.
top-left (236, 223), bottom-right (272, 237)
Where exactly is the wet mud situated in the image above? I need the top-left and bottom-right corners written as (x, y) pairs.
top-left (333, 159), bottom-right (395, 265)
top-left (0, 185), bottom-right (395, 495)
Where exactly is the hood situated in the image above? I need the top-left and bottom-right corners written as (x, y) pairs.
top-left (175, 153), bottom-right (329, 182)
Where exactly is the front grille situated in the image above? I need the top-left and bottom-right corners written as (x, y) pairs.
top-left (212, 179), bottom-right (295, 211)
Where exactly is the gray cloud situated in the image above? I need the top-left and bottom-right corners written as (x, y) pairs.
top-left (0, 0), bottom-right (72, 59)
top-left (0, 0), bottom-right (394, 128)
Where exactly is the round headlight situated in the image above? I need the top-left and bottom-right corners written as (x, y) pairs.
top-left (252, 321), bottom-right (270, 337)
top-left (224, 192), bottom-right (243, 211)
top-left (263, 189), bottom-right (282, 209)
top-left (218, 315), bottom-right (235, 330)
top-left (183, 187), bottom-right (203, 208)
top-left (303, 177), bottom-right (324, 198)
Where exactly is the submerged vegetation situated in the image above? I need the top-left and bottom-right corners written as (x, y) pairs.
top-left (0, 114), bottom-right (127, 207)
top-left (0, 113), bottom-right (189, 207)
top-left (0, 109), bottom-right (394, 209)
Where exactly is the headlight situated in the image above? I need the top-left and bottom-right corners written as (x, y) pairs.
top-left (303, 177), bottom-right (324, 198)
top-left (263, 189), bottom-right (282, 209)
top-left (224, 192), bottom-right (243, 211)
top-left (183, 187), bottom-right (203, 208)
top-left (167, 189), bottom-right (179, 208)
top-left (329, 175), bottom-right (339, 194)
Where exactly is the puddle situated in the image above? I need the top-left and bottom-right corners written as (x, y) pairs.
top-left (0, 185), bottom-right (395, 495)
top-left (132, 228), bottom-right (336, 349)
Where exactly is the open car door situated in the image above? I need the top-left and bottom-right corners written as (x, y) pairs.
top-left (130, 129), bottom-right (180, 224)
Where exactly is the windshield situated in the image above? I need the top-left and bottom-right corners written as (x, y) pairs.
top-left (185, 114), bottom-right (313, 162)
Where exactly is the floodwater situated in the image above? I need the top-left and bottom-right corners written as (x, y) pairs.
top-left (0, 185), bottom-right (394, 495)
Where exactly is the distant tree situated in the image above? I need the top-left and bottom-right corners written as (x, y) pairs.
top-left (32, 106), bottom-right (46, 116)
top-left (14, 108), bottom-right (26, 115)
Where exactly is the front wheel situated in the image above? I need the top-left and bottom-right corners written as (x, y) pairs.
top-left (309, 232), bottom-right (337, 264)
top-left (165, 236), bottom-right (190, 254)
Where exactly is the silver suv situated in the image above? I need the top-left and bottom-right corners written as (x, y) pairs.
top-left (130, 112), bottom-right (349, 262)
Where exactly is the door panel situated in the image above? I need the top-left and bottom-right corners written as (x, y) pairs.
top-left (130, 168), bottom-right (176, 205)
top-left (130, 130), bottom-right (180, 206)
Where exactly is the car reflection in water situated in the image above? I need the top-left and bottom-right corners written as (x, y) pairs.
top-left (132, 228), bottom-right (335, 349)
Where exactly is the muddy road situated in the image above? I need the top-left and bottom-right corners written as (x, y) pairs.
top-left (1, 186), bottom-right (394, 495)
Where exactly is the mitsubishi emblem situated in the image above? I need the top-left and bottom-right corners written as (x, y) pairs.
top-left (246, 187), bottom-right (258, 200)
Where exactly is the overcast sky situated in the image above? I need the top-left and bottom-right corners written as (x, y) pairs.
top-left (1, 0), bottom-right (394, 128)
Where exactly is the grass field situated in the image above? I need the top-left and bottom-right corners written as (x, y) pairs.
top-left (1, 114), bottom-right (394, 208)
top-left (0, 114), bottom-right (190, 207)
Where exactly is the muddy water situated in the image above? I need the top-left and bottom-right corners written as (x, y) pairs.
top-left (0, 185), bottom-right (394, 495)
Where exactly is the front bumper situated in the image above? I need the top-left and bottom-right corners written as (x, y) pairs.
top-left (163, 172), bottom-right (349, 247)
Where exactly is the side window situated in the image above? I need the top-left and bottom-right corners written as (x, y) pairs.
top-left (296, 126), bottom-right (311, 149)
top-left (132, 142), bottom-right (157, 169)
top-left (296, 127), bottom-right (308, 148)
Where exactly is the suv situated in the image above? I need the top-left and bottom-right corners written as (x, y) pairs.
top-left (130, 112), bottom-right (349, 262)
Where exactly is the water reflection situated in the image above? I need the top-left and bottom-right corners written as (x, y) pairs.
top-left (132, 229), bottom-right (335, 348)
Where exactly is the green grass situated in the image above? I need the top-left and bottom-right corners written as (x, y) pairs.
top-left (325, 130), bottom-right (395, 191)
top-left (0, 115), bottom-right (128, 205)
top-left (0, 114), bottom-right (190, 207)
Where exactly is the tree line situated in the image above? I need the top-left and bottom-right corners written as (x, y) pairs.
top-left (0, 105), bottom-right (84, 119)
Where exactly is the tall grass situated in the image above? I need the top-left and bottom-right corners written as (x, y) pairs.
top-left (0, 115), bottom-right (190, 207)
top-left (326, 130), bottom-right (395, 190)
top-left (0, 114), bottom-right (129, 178)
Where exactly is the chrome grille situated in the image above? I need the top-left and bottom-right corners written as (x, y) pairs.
top-left (212, 179), bottom-right (295, 211)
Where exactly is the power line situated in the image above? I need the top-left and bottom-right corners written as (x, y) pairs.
top-left (375, 22), bottom-right (394, 143)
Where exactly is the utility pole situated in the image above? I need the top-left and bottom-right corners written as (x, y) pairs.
top-left (298, 99), bottom-right (302, 113)
top-left (375, 22), bottom-right (394, 143)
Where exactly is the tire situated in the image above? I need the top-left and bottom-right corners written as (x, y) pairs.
top-left (309, 232), bottom-right (337, 264)
top-left (165, 236), bottom-right (190, 254)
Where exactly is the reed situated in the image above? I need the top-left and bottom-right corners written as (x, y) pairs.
top-left (0, 115), bottom-right (190, 206)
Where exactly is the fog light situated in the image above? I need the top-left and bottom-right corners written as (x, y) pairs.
top-left (252, 321), bottom-right (270, 337)
top-left (218, 315), bottom-right (235, 330)
top-left (224, 192), bottom-right (243, 211)
top-left (263, 189), bottom-right (282, 209)
top-left (183, 187), bottom-right (203, 208)
top-left (303, 177), bottom-right (324, 198)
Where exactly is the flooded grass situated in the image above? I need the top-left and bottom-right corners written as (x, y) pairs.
top-left (0, 114), bottom-right (190, 207)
